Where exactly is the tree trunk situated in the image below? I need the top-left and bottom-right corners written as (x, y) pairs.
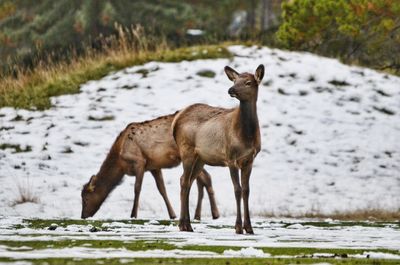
top-left (261, 0), bottom-right (274, 31)
top-left (247, 0), bottom-right (257, 31)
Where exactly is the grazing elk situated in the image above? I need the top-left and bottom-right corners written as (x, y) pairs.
top-left (81, 112), bottom-right (220, 220)
top-left (172, 65), bottom-right (264, 234)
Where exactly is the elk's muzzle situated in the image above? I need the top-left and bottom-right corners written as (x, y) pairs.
top-left (228, 87), bottom-right (237, 97)
top-left (81, 209), bottom-right (89, 219)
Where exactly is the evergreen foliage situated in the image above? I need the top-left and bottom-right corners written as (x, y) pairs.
top-left (276, 0), bottom-right (400, 74)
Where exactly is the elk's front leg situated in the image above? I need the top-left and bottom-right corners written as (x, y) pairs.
top-left (229, 166), bottom-right (243, 234)
top-left (131, 166), bottom-right (145, 218)
top-left (151, 169), bottom-right (176, 219)
top-left (241, 162), bottom-right (254, 234)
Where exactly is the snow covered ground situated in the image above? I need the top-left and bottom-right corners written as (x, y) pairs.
top-left (0, 45), bottom-right (399, 219)
top-left (0, 218), bottom-right (399, 260)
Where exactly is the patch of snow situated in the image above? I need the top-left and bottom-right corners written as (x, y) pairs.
top-left (102, 222), bottom-right (131, 228)
top-left (146, 219), bottom-right (159, 225)
top-left (0, 217), bottom-right (23, 229)
top-left (6, 246), bottom-right (33, 251)
top-left (311, 253), bottom-right (337, 258)
top-left (223, 247), bottom-right (270, 257)
top-left (286, 223), bottom-right (304, 229)
top-left (187, 29), bottom-right (204, 36)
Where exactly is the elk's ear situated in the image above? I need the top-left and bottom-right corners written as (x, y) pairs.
top-left (87, 183), bottom-right (95, 192)
top-left (224, 66), bottom-right (239, 82)
top-left (255, 64), bottom-right (265, 84)
top-left (87, 175), bottom-right (96, 192)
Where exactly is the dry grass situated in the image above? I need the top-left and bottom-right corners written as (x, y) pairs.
top-left (12, 178), bottom-right (39, 206)
top-left (0, 25), bottom-right (231, 110)
top-left (261, 209), bottom-right (400, 221)
top-left (302, 209), bottom-right (400, 221)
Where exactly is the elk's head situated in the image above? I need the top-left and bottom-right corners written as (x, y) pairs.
top-left (81, 175), bottom-right (106, 219)
top-left (224, 64), bottom-right (264, 101)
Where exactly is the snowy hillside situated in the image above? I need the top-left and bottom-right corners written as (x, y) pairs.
top-left (0, 45), bottom-right (399, 219)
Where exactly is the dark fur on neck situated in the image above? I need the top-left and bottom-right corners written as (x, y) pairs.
top-left (238, 100), bottom-right (258, 143)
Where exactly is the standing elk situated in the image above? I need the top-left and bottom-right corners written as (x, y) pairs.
top-left (81, 112), bottom-right (220, 220)
top-left (172, 65), bottom-right (264, 234)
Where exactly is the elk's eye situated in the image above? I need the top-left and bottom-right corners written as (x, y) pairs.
top-left (245, 81), bottom-right (251, 86)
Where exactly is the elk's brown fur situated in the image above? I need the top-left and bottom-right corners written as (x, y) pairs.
top-left (81, 112), bottom-right (219, 220)
top-left (172, 65), bottom-right (264, 234)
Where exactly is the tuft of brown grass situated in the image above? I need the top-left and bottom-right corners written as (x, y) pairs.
top-left (302, 209), bottom-right (400, 221)
top-left (12, 177), bottom-right (39, 206)
top-left (0, 25), bottom-right (232, 110)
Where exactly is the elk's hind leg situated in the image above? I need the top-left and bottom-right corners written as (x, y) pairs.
top-left (151, 169), bottom-right (176, 219)
top-left (179, 155), bottom-right (204, 232)
top-left (196, 169), bottom-right (219, 220)
top-left (194, 177), bottom-right (204, 220)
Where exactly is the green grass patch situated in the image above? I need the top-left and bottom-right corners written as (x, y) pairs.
top-left (0, 257), bottom-right (399, 265)
top-left (21, 218), bottom-right (178, 230)
top-left (0, 143), bottom-right (32, 153)
top-left (196, 70), bottom-right (216, 78)
top-left (0, 239), bottom-right (176, 252)
top-left (88, 115), bottom-right (115, 121)
top-left (328, 79), bottom-right (351, 86)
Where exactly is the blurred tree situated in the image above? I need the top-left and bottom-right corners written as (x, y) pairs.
top-left (0, 0), bottom-right (285, 73)
top-left (224, 0), bottom-right (282, 39)
top-left (261, 0), bottom-right (275, 31)
top-left (0, 0), bottom-right (218, 72)
top-left (276, 0), bottom-right (400, 73)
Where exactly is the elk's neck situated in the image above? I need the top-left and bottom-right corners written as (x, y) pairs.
top-left (237, 100), bottom-right (258, 142)
top-left (96, 153), bottom-right (124, 190)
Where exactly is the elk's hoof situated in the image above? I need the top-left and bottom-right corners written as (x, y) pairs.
top-left (179, 220), bottom-right (193, 232)
top-left (169, 211), bottom-right (177, 219)
top-left (194, 214), bottom-right (201, 221)
top-left (170, 214), bottom-right (177, 220)
top-left (244, 227), bottom-right (254, 234)
top-left (235, 223), bottom-right (243, 234)
top-left (212, 211), bottom-right (220, 220)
